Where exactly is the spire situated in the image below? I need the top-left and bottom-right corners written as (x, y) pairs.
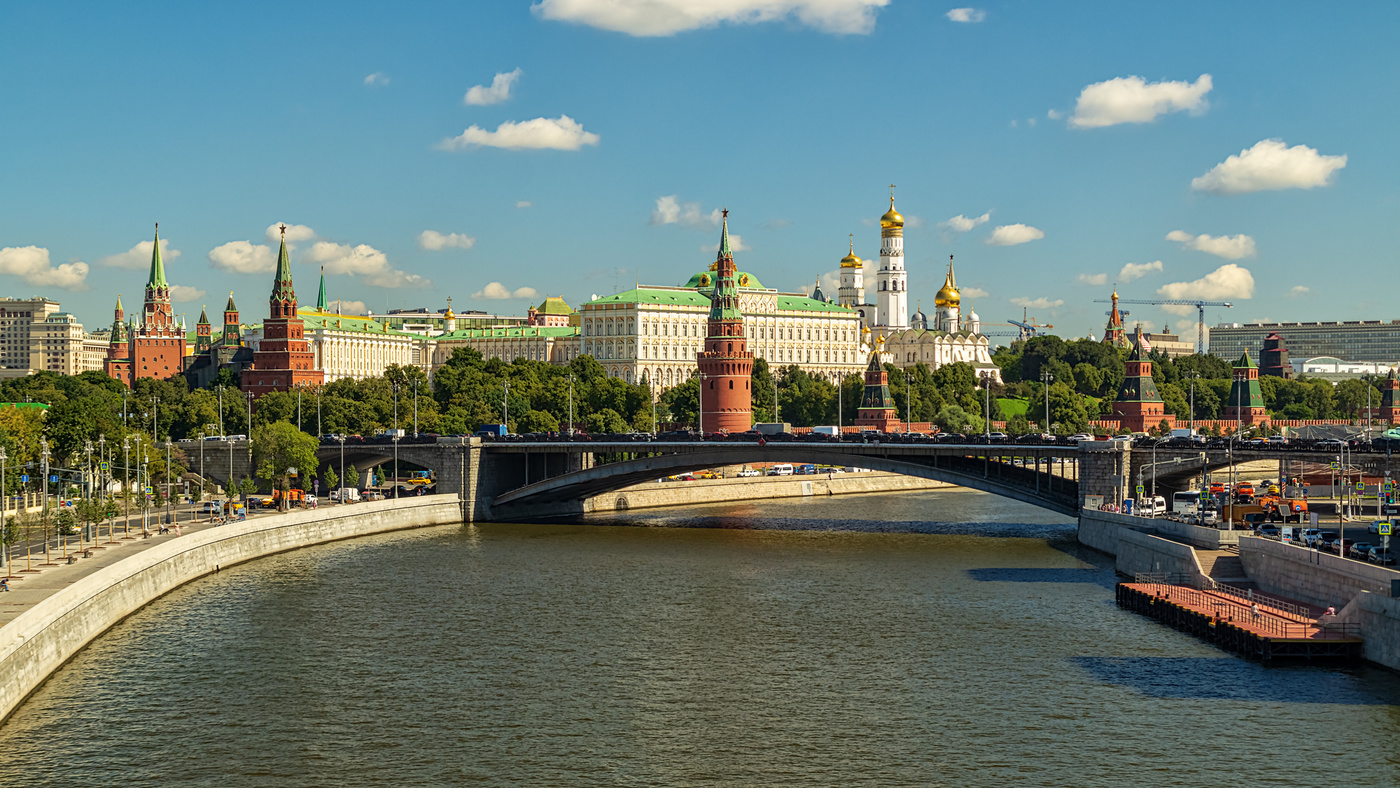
top-left (147, 223), bottom-right (167, 288)
top-left (198, 306), bottom-right (210, 325)
top-left (717, 208), bottom-right (732, 262)
top-left (271, 224), bottom-right (296, 303)
top-left (225, 291), bottom-right (237, 312)
top-left (947, 254), bottom-right (956, 287)
top-left (316, 266), bottom-right (328, 311)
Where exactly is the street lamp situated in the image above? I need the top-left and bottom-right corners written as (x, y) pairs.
top-left (1040, 370), bottom-right (1054, 434)
top-left (392, 435), bottom-right (401, 500)
top-left (0, 446), bottom-right (7, 575)
top-left (336, 434), bottom-right (346, 501)
top-left (413, 379), bottom-right (420, 437)
top-left (567, 375), bottom-right (575, 436)
top-left (122, 436), bottom-right (130, 537)
top-left (165, 440), bottom-right (173, 530)
top-left (83, 439), bottom-right (94, 544)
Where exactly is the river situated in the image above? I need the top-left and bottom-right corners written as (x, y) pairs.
top-left (1, 488), bottom-right (1397, 786)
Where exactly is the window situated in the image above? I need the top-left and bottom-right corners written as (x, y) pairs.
top-left (728, 380), bottom-right (734, 390)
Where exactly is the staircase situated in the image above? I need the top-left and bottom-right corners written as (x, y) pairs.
top-left (1196, 549), bottom-right (1252, 586)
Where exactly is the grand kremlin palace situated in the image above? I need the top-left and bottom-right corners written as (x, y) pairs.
top-left (580, 269), bottom-right (864, 389)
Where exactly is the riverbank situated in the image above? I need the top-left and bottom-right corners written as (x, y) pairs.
top-left (0, 494), bottom-right (461, 724)
top-left (583, 471), bottom-right (952, 513)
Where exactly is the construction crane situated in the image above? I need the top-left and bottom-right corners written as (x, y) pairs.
top-left (1092, 297), bottom-right (1233, 354)
top-left (1004, 308), bottom-right (1054, 341)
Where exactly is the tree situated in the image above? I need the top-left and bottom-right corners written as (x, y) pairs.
top-left (585, 408), bottom-right (629, 435)
top-left (661, 378), bottom-right (699, 427)
top-left (323, 463), bottom-right (339, 492)
top-left (344, 464), bottom-right (360, 489)
top-left (251, 422), bottom-right (319, 509)
top-left (1006, 412), bottom-right (1031, 435)
top-left (933, 405), bottom-right (983, 434)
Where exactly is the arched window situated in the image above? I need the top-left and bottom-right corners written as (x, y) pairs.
top-left (728, 380), bottom-right (734, 390)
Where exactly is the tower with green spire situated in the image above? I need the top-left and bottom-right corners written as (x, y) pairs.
top-left (195, 306), bottom-right (212, 352)
top-left (222, 293), bottom-right (241, 347)
top-left (112, 223), bottom-right (185, 387)
top-left (1223, 349), bottom-right (1267, 426)
top-left (696, 210), bottom-right (753, 433)
top-left (244, 224), bottom-right (322, 397)
top-left (316, 266), bottom-right (328, 312)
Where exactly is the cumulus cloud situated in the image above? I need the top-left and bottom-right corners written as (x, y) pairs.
top-left (531, 0), bottom-right (889, 36)
top-left (1119, 260), bottom-right (1163, 282)
top-left (208, 241), bottom-right (275, 274)
top-left (418, 230), bottom-right (476, 251)
top-left (329, 299), bottom-right (369, 315)
top-left (1191, 138), bottom-right (1347, 194)
top-left (464, 68), bottom-right (522, 106)
top-left (704, 234), bottom-right (750, 252)
top-left (1047, 109), bottom-right (1062, 120)
top-left (101, 238), bottom-right (181, 270)
top-left (1069, 74), bottom-right (1212, 129)
top-left (170, 285), bottom-right (205, 302)
top-left (364, 72), bottom-right (390, 86)
top-left (762, 218), bottom-right (791, 229)
top-left (986, 224), bottom-right (1044, 246)
top-left (440, 115), bottom-right (600, 151)
top-left (1287, 285), bottom-right (1310, 298)
top-left (1010, 296), bottom-right (1064, 309)
top-left (304, 241), bottom-right (430, 289)
top-left (651, 195), bottom-right (721, 227)
top-left (1156, 263), bottom-right (1253, 313)
top-left (1077, 273), bottom-right (1108, 286)
top-left (962, 287), bottom-right (989, 299)
top-left (473, 282), bottom-right (539, 300)
top-left (516, 200), bottom-right (533, 209)
top-left (945, 7), bottom-right (985, 22)
top-left (1166, 229), bottom-right (1257, 259)
top-left (0, 246), bottom-right (89, 290)
top-left (265, 223), bottom-right (316, 245)
top-left (939, 212), bottom-right (990, 232)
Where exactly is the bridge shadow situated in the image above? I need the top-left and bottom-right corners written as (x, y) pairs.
top-left (966, 567), bottom-right (1117, 588)
top-left (1074, 656), bottom-right (1400, 705)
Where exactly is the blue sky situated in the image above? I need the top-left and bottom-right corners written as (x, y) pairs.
top-left (1, 1), bottom-right (1396, 342)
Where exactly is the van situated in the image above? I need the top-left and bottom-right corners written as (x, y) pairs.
top-left (768, 464), bottom-right (794, 476)
top-left (810, 426), bottom-right (841, 438)
top-left (1137, 496), bottom-right (1167, 516)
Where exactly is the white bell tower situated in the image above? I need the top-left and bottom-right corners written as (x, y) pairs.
top-left (875, 186), bottom-right (908, 329)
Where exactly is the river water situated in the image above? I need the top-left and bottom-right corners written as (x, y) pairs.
top-left (1, 488), bottom-right (1398, 786)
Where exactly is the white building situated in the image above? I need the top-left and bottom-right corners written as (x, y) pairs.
top-left (874, 195), bottom-right (908, 330)
top-left (242, 309), bottom-right (430, 382)
top-left (580, 268), bottom-right (864, 389)
top-left (881, 257), bottom-right (1002, 383)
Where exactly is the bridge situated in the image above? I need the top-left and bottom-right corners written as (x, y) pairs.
top-left (176, 435), bottom-right (1387, 522)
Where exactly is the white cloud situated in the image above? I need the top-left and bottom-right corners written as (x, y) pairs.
top-left (464, 68), bottom-right (522, 106)
top-left (651, 195), bottom-right (721, 227)
top-left (939, 212), bottom-right (990, 232)
top-left (762, 218), bottom-right (791, 229)
top-left (704, 233), bottom-right (750, 252)
top-left (473, 282), bottom-right (539, 300)
top-left (1287, 285), bottom-right (1310, 298)
top-left (1156, 263), bottom-right (1254, 313)
top-left (1010, 296), bottom-right (1064, 309)
top-left (1119, 260), bottom-right (1163, 282)
top-left (1077, 273), bottom-right (1108, 286)
top-left (945, 7), bottom-right (984, 22)
top-left (516, 200), bottom-right (533, 209)
top-left (962, 287), bottom-right (989, 299)
top-left (418, 230), bottom-right (476, 251)
top-left (329, 299), bottom-right (369, 316)
top-left (0, 246), bottom-right (89, 290)
top-left (818, 270), bottom-right (841, 297)
top-left (364, 72), bottom-right (390, 86)
top-left (1046, 109), bottom-right (1062, 120)
top-left (208, 241), bottom-right (275, 274)
top-left (1165, 230), bottom-right (1256, 259)
top-left (264, 223), bottom-right (316, 245)
top-left (986, 224), bottom-right (1044, 246)
top-left (1191, 138), bottom-right (1347, 194)
top-left (1068, 73), bottom-right (1212, 129)
top-left (101, 238), bottom-right (181, 270)
top-left (531, 0), bottom-right (889, 36)
top-left (304, 241), bottom-right (431, 288)
top-left (170, 285), bottom-right (205, 302)
top-left (440, 115), bottom-right (600, 151)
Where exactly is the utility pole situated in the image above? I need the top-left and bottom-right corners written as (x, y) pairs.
top-left (1, 447), bottom-right (7, 574)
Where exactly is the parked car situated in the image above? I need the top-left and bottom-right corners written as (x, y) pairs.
top-left (736, 468), bottom-right (762, 477)
top-left (1368, 547), bottom-right (1397, 565)
top-left (1348, 542), bottom-right (1377, 560)
top-left (1256, 525), bottom-right (1281, 539)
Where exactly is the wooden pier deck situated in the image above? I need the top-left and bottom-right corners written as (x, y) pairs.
top-left (1117, 581), bottom-right (1363, 662)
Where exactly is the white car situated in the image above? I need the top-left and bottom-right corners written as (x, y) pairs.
top-left (1067, 433), bottom-right (1094, 443)
top-left (737, 469), bottom-right (762, 477)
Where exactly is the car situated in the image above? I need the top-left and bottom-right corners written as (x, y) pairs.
top-left (1348, 542), bottom-right (1376, 560)
top-left (1256, 525), bottom-right (1281, 539)
top-left (1367, 547), bottom-right (1396, 565)
top-left (736, 468), bottom-right (762, 477)
top-left (1066, 433), bottom-right (1093, 443)
top-left (1315, 438), bottom-right (1346, 450)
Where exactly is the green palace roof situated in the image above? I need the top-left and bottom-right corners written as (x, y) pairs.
top-left (439, 325), bottom-right (579, 339)
top-left (587, 285), bottom-right (854, 315)
top-left (682, 270), bottom-right (766, 290)
top-left (535, 296), bottom-right (574, 315)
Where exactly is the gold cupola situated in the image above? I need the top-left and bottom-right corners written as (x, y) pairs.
top-left (840, 239), bottom-right (863, 269)
top-left (880, 196), bottom-right (905, 230)
top-left (934, 255), bottom-right (960, 308)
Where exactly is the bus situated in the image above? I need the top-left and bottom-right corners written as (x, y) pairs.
top-left (1173, 490), bottom-right (1202, 515)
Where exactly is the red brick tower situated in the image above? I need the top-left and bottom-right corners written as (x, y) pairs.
top-left (1111, 333), bottom-right (1175, 432)
top-left (243, 225), bottom-right (323, 397)
top-left (1381, 370), bottom-right (1398, 424)
top-left (697, 211), bottom-right (753, 434)
top-left (855, 336), bottom-right (901, 432)
top-left (1222, 350), bottom-right (1267, 426)
top-left (103, 295), bottom-right (131, 385)
top-left (123, 224), bottom-right (186, 383)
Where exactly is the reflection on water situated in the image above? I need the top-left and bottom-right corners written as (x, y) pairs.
top-left (0, 487), bottom-right (1397, 787)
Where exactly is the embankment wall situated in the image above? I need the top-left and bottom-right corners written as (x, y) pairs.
top-left (1077, 509), bottom-right (1203, 580)
top-left (1239, 535), bottom-right (1400, 610)
top-left (0, 494), bottom-right (461, 724)
top-left (583, 472), bottom-right (951, 513)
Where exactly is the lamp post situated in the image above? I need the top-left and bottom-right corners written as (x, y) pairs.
top-left (1187, 370), bottom-right (1198, 430)
top-left (392, 436), bottom-right (401, 500)
top-left (336, 435), bottom-right (345, 500)
top-left (296, 383), bottom-right (303, 433)
top-left (122, 437), bottom-right (130, 537)
top-left (499, 380), bottom-right (507, 431)
top-left (1151, 436), bottom-right (1169, 517)
top-left (567, 375), bottom-right (575, 436)
top-left (316, 385), bottom-right (322, 438)
top-left (838, 375), bottom-right (843, 434)
top-left (413, 379), bottom-right (420, 437)
top-left (216, 385), bottom-right (224, 437)
top-left (1040, 370), bottom-right (1054, 434)
top-left (83, 440), bottom-right (94, 544)
top-left (165, 440), bottom-right (173, 529)
top-left (0, 447), bottom-right (7, 575)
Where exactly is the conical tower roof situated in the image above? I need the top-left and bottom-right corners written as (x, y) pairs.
top-left (225, 292), bottom-right (238, 312)
top-left (316, 266), bottom-right (328, 311)
top-left (147, 224), bottom-right (167, 288)
top-left (271, 226), bottom-right (295, 302)
top-left (197, 306), bottom-right (210, 325)
top-left (1235, 350), bottom-right (1256, 369)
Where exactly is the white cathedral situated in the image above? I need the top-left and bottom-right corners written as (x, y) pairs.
top-left (835, 192), bottom-right (1001, 383)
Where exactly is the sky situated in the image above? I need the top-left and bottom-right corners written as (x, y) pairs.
top-left (1, 1), bottom-right (1396, 344)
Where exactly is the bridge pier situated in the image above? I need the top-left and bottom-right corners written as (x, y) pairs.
top-left (1079, 441), bottom-right (1129, 508)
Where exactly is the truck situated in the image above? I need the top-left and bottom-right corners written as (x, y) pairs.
top-left (336, 488), bottom-right (361, 503)
top-left (755, 423), bottom-right (792, 435)
top-left (810, 426), bottom-right (841, 437)
top-left (476, 424), bottom-right (508, 438)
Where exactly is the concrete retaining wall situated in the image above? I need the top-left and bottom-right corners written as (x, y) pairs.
top-left (1336, 592), bottom-right (1400, 671)
top-left (1239, 535), bottom-right (1400, 610)
top-left (584, 472), bottom-right (951, 513)
top-left (1079, 509), bottom-right (1238, 550)
top-left (0, 494), bottom-right (462, 724)
top-left (1077, 509), bottom-right (1203, 580)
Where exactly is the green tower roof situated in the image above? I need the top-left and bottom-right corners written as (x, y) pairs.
top-left (197, 306), bottom-right (210, 325)
top-left (271, 228), bottom-right (295, 302)
top-left (316, 266), bottom-right (328, 311)
top-left (147, 224), bottom-right (167, 288)
top-left (225, 292), bottom-right (237, 313)
top-left (1235, 350), bottom-right (1256, 369)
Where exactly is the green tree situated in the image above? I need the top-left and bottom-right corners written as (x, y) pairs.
top-left (1006, 412), bottom-right (1031, 435)
top-left (344, 464), bottom-right (360, 489)
top-left (661, 378), bottom-right (699, 427)
top-left (323, 463), bottom-right (339, 492)
top-left (584, 408), bottom-right (629, 435)
top-left (933, 405), bottom-right (983, 434)
top-left (251, 422), bottom-right (319, 509)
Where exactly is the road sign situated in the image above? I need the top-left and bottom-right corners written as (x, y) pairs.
top-left (49, 475), bottom-right (57, 483)
top-left (1331, 461), bottom-right (1341, 471)
top-left (100, 462), bottom-right (109, 471)
top-left (1136, 485), bottom-right (1145, 494)
top-left (1387, 481), bottom-right (1395, 492)
top-left (1381, 521), bottom-right (1393, 536)
top-left (19, 475), bottom-right (28, 483)
top-left (1357, 482), bottom-right (1365, 492)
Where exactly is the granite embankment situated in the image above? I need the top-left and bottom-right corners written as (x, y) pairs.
top-left (0, 494), bottom-right (461, 724)
top-left (583, 472), bottom-right (951, 512)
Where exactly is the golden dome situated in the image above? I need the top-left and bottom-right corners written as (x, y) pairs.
top-left (840, 240), bottom-right (863, 269)
top-left (880, 197), bottom-right (904, 229)
top-left (934, 257), bottom-right (960, 308)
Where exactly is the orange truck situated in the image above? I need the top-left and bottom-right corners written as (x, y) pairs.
top-left (1256, 493), bottom-right (1308, 523)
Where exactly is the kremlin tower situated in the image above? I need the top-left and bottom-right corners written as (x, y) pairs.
top-left (1103, 289), bottom-right (1128, 348)
top-left (104, 224), bottom-right (186, 386)
top-left (875, 188), bottom-right (908, 330)
top-left (1222, 350), bottom-right (1267, 426)
top-left (934, 256), bottom-right (961, 333)
top-left (242, 225), bottom-right (323, 397)
top-left (696, 211), bottom-right (754, 434)
top-left (855, 336), bottom-right (901, 432)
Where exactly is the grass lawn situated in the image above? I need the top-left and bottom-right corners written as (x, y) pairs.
top-left (998, 398), bottom-right (1029, 417)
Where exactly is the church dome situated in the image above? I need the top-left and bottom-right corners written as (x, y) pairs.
top-left (934, 258), bottom-right (960, 308)
top-left (840, 244), bottom-right (863, 269)
top-left (880, 199), bottom-right (904, 229)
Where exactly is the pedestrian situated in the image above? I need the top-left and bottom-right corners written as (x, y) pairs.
top-left (0, 578), bottom-right (8, 592)
top-left (1252, 603), bottom-right (1260, 618)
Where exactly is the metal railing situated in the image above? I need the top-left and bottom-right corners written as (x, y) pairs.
top-left (1131, 581), bottom-right (1359, 640)
top-left (1200, 578), bottom-right (1315, 622)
